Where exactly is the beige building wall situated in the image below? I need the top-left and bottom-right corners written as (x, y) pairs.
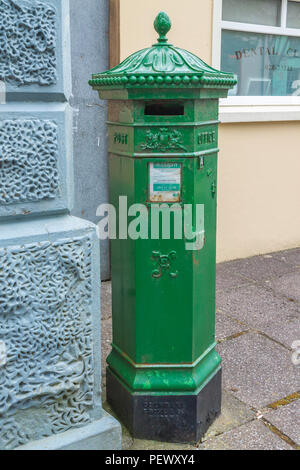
top-left (118, 0), bottom-right (300, 262)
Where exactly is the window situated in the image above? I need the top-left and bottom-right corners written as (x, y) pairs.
top-left (213, 0), bottom-right (300, 121)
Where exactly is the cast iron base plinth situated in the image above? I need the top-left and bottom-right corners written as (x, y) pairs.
top-left (107, 367), bottom-right (222, 444)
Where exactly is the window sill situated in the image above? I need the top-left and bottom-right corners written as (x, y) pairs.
top-left (219, 102), bottom-right (300, 123)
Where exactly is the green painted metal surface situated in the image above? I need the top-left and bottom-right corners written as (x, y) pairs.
top-left (90, 12), bottom-right (236, 397)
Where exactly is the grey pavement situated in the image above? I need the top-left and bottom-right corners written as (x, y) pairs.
top-left (101, 248), bottom-right (300, 450)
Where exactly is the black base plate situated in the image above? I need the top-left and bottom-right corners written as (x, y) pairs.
top-left (106, 368), bottom-right (222, 444)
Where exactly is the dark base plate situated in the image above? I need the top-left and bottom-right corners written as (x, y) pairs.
top-left (106, 368), bottom-right (222, 444)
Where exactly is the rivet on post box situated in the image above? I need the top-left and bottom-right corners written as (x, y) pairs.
top-left (89, 12), bottom-right (237, 443)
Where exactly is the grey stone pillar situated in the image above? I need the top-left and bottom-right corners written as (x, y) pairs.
top-left (70, 0), bottom-right (110, 280)
top-left (0, 0), bottom-right (120, 450)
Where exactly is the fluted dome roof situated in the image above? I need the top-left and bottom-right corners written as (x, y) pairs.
top-left (89, 12), bottom-right (236, 90)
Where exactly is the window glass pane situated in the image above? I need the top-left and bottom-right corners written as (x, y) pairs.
top-left (221, 30), bottom-right (300, 96)
top-left (287, 1), bottom-right (300, 29)
top-left (222, 0), bottom-right (281, 26)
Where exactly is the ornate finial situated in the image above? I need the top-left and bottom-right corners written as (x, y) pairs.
top-left (154, 12), bottom-right (171, 44)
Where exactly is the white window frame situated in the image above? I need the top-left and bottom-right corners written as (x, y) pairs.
top-left (213, 0), bottom-right (300, 122)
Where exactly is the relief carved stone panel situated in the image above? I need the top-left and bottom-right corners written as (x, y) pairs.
top-left (0, 235), bottom-right (96, 449)
top-left (0, 119), bottom-right (59, 205)
top-left (0, 0), bottom-right (57, 87)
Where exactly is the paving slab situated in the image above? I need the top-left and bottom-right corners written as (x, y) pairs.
top-left (217, 332), bottom-right (300, 409)
top-left (215, 311), bottom-right (248, 341)
top-left (129, 439), bottom-right (197, 451)
top-left (264, 401), bottom-right (300, 446)
top-left (103, 401), bottom-right (134, 450)
top-left (217, 284), bottom-right (300, 348)
top-left (101, 281), bottom-right (112, 320)
top-left (216, 262), bottom-right (252, 291)
top-left (273, 248), bottom-right (300, 268)
top-left (199, 420), bottom-right (293, 450)
top-left (220, 255), bottom-right (295, 283)
top-left (202, 390), bottom-right (255, 441)
top-left (100, 251), bottom-right (300, 450)
top-left (265, 271), bottom-right (300, 304)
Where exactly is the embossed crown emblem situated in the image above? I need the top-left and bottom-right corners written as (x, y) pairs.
top-left (141, 128), bottom-right (186, 153)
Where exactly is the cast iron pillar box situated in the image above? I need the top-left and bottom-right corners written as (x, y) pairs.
top-left (89, 12), bottom-right (236, 443)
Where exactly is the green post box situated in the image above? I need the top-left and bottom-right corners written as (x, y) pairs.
top-left (89, 12), bottom-right (236, 443)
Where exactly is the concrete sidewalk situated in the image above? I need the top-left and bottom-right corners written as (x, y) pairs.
top-left (101, 248), bottom-right (300, 450)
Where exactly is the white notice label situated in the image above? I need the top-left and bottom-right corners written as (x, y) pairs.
top-left (149, 163), bottom-right (181, 202)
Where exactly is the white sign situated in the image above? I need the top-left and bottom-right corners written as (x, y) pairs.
top-left (149, 163), bottom-right (181, 202)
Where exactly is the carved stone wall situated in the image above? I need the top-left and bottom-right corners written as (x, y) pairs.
top-left (0, 119), bottom-right (59, 205)
top-left (0, 235), bottom-right (95, 449)
top-left (0, 0), bottom-right (120, 450)
top-left (0, 0), bottom-right (57, 87)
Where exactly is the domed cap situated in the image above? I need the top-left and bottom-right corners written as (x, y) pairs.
top-left (89, 12), bottom-right (236, 91)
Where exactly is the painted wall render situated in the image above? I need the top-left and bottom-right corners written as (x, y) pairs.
top-left (118, 0), bottom-right (300, 261)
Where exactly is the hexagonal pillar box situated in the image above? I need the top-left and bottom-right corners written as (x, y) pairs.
top-left (0, 0), bottom-right (121, 450)
top-left (90, 12), bottom-right (236, 443)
